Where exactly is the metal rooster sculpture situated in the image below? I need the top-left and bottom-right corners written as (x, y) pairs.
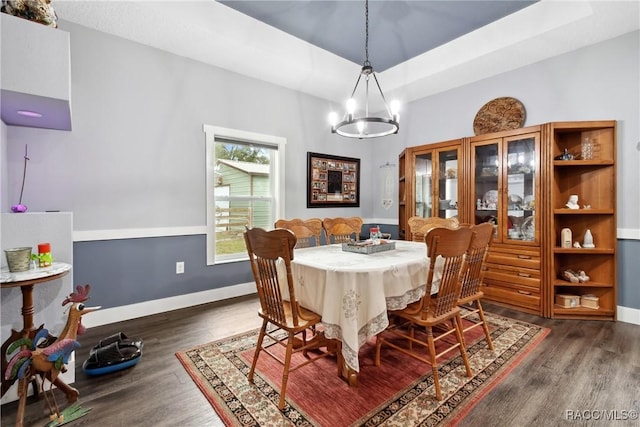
top-left (4, 284), bottom-right (100, 424)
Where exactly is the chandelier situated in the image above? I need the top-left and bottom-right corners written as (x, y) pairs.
top-left (329, 0), bottom-right (400, 139)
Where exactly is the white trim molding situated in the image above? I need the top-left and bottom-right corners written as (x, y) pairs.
top-left (364, 218), bottom-right (398, 225)
top-left (618, 228), bottom-right (640, 240)
top-left (83, 282), bottom-right (255, 328)
top-left (617, 305), bottom-right (640, 326)
top-left (74, 226), bottom-right (206, 242)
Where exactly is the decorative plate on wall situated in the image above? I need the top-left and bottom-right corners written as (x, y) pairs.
top-left (473, 97), bottom-right (526, 135)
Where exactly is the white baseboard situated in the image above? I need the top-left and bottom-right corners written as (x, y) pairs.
top-left (617, 305), bottom-right (640, 325)
top-left (83, 282), bottom-right (256, 328)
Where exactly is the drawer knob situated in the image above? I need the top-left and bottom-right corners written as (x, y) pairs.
top-left (517, 255), bottom-right (532, 259)
top-left (518, 273), bottom-right (531, 277)
top-left (517, 290), bottom-right (532, 295)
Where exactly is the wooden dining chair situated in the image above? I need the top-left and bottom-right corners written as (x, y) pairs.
top-left (244, 227), bottom-right (337, 409)
top-left (322, 217), bottom-right (363, 243)
top-left (458, 222), bottom-right (495, 350)
top-left (375, 226), bottom-right (474, 401)
top-left (274, 218), bottom-right (323, 248)
top-left (407, 216), bottom-right (460, 242)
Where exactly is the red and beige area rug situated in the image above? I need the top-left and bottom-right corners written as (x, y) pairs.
top-left (176, 311), bottom-right (549, 426)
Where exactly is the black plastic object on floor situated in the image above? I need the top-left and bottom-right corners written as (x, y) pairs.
top-left (83, 332), bottom-right (143, 376)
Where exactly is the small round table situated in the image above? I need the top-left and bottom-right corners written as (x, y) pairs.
top-left (1, 262), bottom-right (72, 427)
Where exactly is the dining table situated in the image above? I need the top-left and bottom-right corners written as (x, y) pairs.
top-left (290, 240), bottom-right (441, 383)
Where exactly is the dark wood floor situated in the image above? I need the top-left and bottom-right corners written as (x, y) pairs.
top-left (2, 295), bottom-right (639, 427)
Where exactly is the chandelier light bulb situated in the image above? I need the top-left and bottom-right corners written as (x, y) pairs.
top-left (390, 100), bottom-right (400, 115)
top-left (346, 98), bottom-right (356, 114)
top-left (357, 120), bottom-right (365, 134)
top-left (328, 111), bottom-right (338, 126)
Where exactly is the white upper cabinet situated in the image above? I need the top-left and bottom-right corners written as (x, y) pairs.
top-left (1, 13), bottom-right (72, 130)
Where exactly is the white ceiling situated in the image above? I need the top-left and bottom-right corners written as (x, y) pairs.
top-left (54, 1), bottom-right (639, 108)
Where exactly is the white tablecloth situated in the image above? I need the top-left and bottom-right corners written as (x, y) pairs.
top-left (291, 241), bottom-right (432, 372)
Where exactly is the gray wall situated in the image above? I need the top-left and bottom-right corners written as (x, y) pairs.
top-left (618, 239), bottom-right (640, 309)
top-left (2, 21), bottom-right (638, 311)
top-left (73, 235), bottom-right (253, 307)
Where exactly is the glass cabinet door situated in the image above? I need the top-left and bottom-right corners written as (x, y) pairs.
top-left (472, 141), bottom-right (500, 237)
top-left (414, 147), bottom-right (459, 220)
top-left (505, 134), bottom-right (538, 243)
top-left (414, 152), bottom-right (432, 218)
top-left (437, 149), bottom-right (459, 219)
top-left (472, 133), bottom-right (539, 243)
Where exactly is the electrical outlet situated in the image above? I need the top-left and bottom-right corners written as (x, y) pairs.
top-left (176, 261), bottom-right (184, 274)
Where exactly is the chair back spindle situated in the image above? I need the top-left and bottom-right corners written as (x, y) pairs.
top-left (275, 218), bottom-right (323, 248)
top-left (322, 217), bottom-right (363, 244)
top-left (423, 227), bottom-right (472, 319)
top-left (408, 216), bottom-right (460, 242)
top-left (459, 222), bottom-right (493, 300)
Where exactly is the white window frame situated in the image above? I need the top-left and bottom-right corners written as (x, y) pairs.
top-left (204, 125), bottom-right (286, 265)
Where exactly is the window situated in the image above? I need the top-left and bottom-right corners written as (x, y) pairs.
top-left (204, 125), bottom-right (286, 264)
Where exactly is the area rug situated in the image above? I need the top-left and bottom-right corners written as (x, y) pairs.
top-left (176, 310), bottom-right (549, 426)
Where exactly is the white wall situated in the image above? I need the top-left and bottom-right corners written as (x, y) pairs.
top-left (1, 121), bottom-right (7, 213)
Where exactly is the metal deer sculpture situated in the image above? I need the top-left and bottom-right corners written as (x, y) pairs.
top-left (4, 284), bottom-right (100, 424)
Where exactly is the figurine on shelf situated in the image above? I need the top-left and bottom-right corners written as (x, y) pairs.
top-left (561, 269), bottom-right (590, 283)
top-left (566, 195), bottom-right (579, 209)
top-left (554, 148), bottom-right (574, 160)
top-left (561, 228), bottom-right (572, 248)
top-left (583, 229), bottom-right (595, 248)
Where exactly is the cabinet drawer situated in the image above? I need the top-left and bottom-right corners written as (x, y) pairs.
top-left (487, 252), bottom-right (540, 270)
top-left (484, 264), bottom-right (540, 288)
top-left (482, 284), bottom-right (540, 312)
top-left (483, 273), bottom-right (540, 294)
top-left (487, 245), bottom-right (540, 270)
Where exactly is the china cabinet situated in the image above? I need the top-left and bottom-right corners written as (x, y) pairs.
top-left (398, 120), bottom-right (617, 319)
top-left (398, 139), bottom-right (466, 241)
top-left (470, 126), bottom-right (543, 315)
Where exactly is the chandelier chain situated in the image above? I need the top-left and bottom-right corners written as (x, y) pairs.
top-left (364, 0), bottom-right (369, 63)
top-left (328, 0), bottom-right (399, 138)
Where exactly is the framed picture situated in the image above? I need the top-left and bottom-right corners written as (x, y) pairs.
top-left (307, 152), bottom-right (360, 208)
